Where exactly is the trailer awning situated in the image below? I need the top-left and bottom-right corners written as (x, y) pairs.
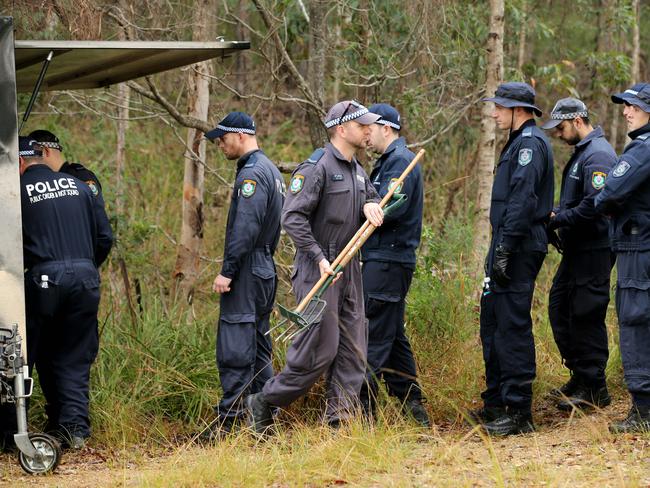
top-left (14, 40), bottom-right (250, 92)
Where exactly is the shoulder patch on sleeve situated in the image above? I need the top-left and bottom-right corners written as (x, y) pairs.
top-left (591, 171), bottom-right (606, 189)
top-left (290, 174), bottom-right (305, 193)
top-left (612, 160), bottom-right (631, 178)
top-left (241, 179), bottom-right (257, 197)
top-left (306, 148), bottom-right (325, 164)
top-left (518, 148), bottom-right (533, 166)
top-left (85, 180), bottom-right (99, 197)
top-left (388, 178), bottom-right (402, 193)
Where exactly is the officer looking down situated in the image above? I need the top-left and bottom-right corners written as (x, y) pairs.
top-left (596, 82), bottom-right (650, 433)
top-left (472, 82), bottom-right (555, 436)
top-left (247, 100), bottom-right (383, 434)
top-left (204, 112), bottom-right (284, 439)
top-left (360, 103), bottom-right (429, 427)
top-left (28, 130), bottom-right (105, 204)
top-left (18, 136), bottom-right (113, 449)
top-left (541, 98), bottom-right (617, 412)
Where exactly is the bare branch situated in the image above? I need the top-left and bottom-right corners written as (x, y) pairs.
top-left (127, 79), bottom-right (213, 133)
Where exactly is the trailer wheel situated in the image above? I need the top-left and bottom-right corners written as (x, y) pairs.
top-left (17, 433), bottom-right (61, 475)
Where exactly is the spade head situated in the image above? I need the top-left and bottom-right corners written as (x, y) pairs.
top-left (278, 297), bottom-right (327, 330)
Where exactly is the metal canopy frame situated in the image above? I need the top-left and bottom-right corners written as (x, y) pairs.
top-left (14, 40), bottom-right (250, 92)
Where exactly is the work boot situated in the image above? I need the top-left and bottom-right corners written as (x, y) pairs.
top-left (404, 399), bottom-right (431, 428)
top-left (246, 392), bottom-right (273, 435)
top-left (483, 409), bottom-right (534, 436)
top-left (548, 374), bottom-right (581, 399)
top-left (609, 406), bottom-right (650, 434)
top-left (197, 416), bottom-right (236, 443)
top-left (557, 385), bottom-right (611, 412)
top-left (466, 405), bottom-right (506, 425)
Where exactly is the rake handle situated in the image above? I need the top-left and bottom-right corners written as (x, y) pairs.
top-left (294, 149), bottom-right (425, 313)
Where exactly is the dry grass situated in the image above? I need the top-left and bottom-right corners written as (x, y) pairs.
top-left (3, 397), bottom-right (650, 488)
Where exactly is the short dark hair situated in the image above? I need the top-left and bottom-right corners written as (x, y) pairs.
top-left (578, 116), bottom-right (590, 125)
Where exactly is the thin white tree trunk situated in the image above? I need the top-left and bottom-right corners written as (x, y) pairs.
top-left (172, 0), bottom-right (211, 303)
top-left (473, 0), bottom-right (504, 284)
top-left (632, 0), bottom-right (640, 83)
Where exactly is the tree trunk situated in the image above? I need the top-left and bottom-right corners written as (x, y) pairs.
top-left (307, 0), bottom-right (328, 148)
top-left (172, 0), bottom-right (212, 303)
top-left (593, 0), bottom-right (614, 130)
top-left (473, 0), bottom-right (504, 283)
top-left (632, 0), bottom-right (640, 83)
top-left (516, 0), bottom-right (527, 74)
top-left (234, 1), bottom-right (249, 111)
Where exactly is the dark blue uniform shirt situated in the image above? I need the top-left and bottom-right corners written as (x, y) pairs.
top-left (490, 119), bottom-right (554, 253)
top-left (595, 122), bottom-right (650, 251)
top-left (553, 126), bottom-right (617, 250)
top-left (362, 137), bottom-right (423, 266)
top-left (220, 149), bottom-right (285, 279)
top-left (60, 161), bottom-right (104, 204)
top-left (20, 164), bottom-right (113, 269)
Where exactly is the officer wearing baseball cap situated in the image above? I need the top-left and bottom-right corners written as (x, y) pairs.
top-left (203, 111), bottom-right (284, 439)
top-left (28, 130), bottom-right (105, 203)
top-left (359, 103), bottom-right (429, 427)
top-left (246, 100), bottom-right (384, 434)
top-left (541, 98), bottom-right (617, 412)
top-left (596, 83), bottom-right (650, 433)
top-left (18, 136), bottom-right (113, 449)
top-left (471, 82), bottom-right (555, 435)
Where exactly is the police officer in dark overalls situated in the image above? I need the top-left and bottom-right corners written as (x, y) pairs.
top-left (473, 83), bottom-right (554, 436)
top-left (204, 112), bottom-right (284, 437)
top-left (246, 101), bottom-right (383, 433)
top-left (595, 83), bottom-right (650, 433)
top-left (359, 103), bottom-right (429, 427)
top-left (541, 98), bottom-right (617, 411)
top-left (28, 130), bottom-right (105, 204)
top-left (18, 137), bottom-right (113, 449)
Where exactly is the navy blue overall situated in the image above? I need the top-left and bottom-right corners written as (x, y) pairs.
top-left (215, 150), bottom-right (284, 420)
top-left (596, 122), bottom-right (650, 407)
top-left (548, 127), bottom-right (617, 387)
top-left (480, 120), bottom-right (554, 411)
top-left (21, 164), bottom-right (113, 438)
top-left (360, 137), bottom-right (424, 406)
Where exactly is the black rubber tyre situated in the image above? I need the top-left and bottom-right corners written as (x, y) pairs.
top-left (17, 433), bottom-right (62, 475)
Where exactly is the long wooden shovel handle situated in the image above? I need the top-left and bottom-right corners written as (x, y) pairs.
top-left (294, 149), bottom-right (425, 313)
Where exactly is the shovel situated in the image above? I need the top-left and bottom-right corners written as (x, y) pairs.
top-left (273, 149), bottom-right (425, 339)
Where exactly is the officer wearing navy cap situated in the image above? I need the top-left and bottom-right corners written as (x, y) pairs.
top-left (204, 111), bottom-right (284, 438)
top-left (541, 98), bottom-right (617, 412)
top-left (359, 103), bottom-right (429, 427)
top-left (595, 83), bottom-right (650, 433)
top-left (472, 82), bottom-right (554, 435)
top-left (18, 136), bottom-right (113, 449)
top-left (246, 100), bottom-right (383, 433)
top-left (28, 130), bottom-right (105, 204)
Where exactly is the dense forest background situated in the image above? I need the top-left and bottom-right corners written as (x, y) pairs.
top-left (1, 0), bottom-right (649, 445)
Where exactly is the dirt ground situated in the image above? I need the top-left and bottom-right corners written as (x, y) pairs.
top-left (2, 398), bottom-right (650, 487)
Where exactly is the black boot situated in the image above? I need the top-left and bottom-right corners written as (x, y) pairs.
top-left (466, 405), bottom-right (506, 425)
top-left (548, 374), bottom-right (581, 399)
top-left (197, 416), bottom-right (236, 443)
top-left (483, 408), bottom-right (534, 436)
top-left (609, 406), bottom-right (650, 434)
top-left (246, 392), bottom-right (274, 435)
top-left (404, 399), bottom-right (431, 428)
top-left (557, 384), bottom-right (611, 411)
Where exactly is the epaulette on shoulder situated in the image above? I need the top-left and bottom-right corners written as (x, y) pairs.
top-left (69, 162), bottom-right (86, 169)
top-left (243, 156), bottom-right (257, 168)
top-left (522, 127), bottom-right (533, 138)
top-left (637, 133), bottom-right (650, 142)
top-left (306, 148), bottom-right (325, 164)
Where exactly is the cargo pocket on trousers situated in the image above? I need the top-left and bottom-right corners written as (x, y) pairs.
top-left (217, 315), bottom-right (256, 369)
top-left (365, 292), bottom-right (400, 319)
top-left (616, 281), bottom-right (650, 328)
